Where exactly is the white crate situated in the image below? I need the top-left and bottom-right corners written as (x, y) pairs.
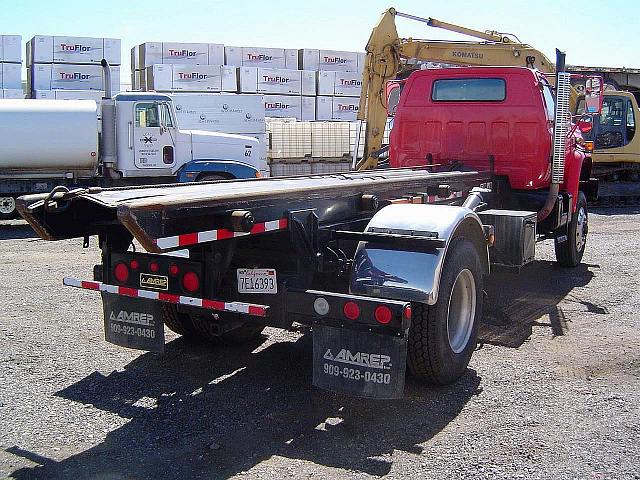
top-left (29, 64), bottom-right (120, 91)
top-left (1, 63), bottom-right (21, 89)
top-left (270, 162), bottom-right (312, 177)
top-left (263, 94), bottom-right (315, 121)
top-left (170, 93), bottom-right (266, 134)
top-left (317, 71), bottom-right (362, 97)
top-left (172, 65), bottom-right (236, 92)
top-left (239, 67), bottom-right (314, 95)
top-left (162, 42), bottom-right (209, 65)
top-left (27, 35), bottom-right (121, 65)
top-left (1, 35), bottom-right (21, 63)
top-left (299, 49), bottom-right (362, 71)
top-left (310, 122), bottom-right (351, 158)
top-left (316, 96), bottom-right (359, 121)
top-left (310, 161), bottom-right (352, 174)
top-left (225, 46), bottom-right (296, 69)
top-left (0, 89), bottom-right (24, 99)
top-left (268, 121), bottom-right (312, 159)
top-left (136, 42), bottom-right (223, 69)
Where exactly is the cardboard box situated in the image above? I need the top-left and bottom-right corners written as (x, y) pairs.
top-left (299, 49), bottom-right (362, 71)
top-left (29, 64), bottom-right (120, 91)
top-left (27, 35), bottom-right (121, 65)
top-left (1, 63), bottom-right (22, 89)
top-left (225, 46), bottom-right (290, 69)
top-left (238, 67), bottom-right (314, 95)
top-left (317, 71), bottom-right (363, 97)
top-left (135, 42), bottom-right (223, 68)
top-left (1, 88), bottom-right (24, 99)
top-left (1, 35), bottom-right (22, 63)
top-left (31, 89), bottom-right (104, 101)
top-left (162, 42), bottom-right (209, 65)
top-left (144, 65), bottom-right (237, 92)
top-left (316, 96), bottom-right (359, 121)
top-left (263, 95), bottom-right (315, 121)
top-left (170, 93), bottom-right (266, 134)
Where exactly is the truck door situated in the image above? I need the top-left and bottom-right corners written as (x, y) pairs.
top-left (133, 102), bottom-right (177, 170)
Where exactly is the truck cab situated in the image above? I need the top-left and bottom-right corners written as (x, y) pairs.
top-left (112, 93), bottom-right (262, 180)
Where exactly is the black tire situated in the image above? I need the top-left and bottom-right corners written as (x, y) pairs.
top-left (554, 191), bottom-right (588, 267)
top-left (0, 196), bottom-right (18, 220)
top-left (161, 303), bottom-right (197, 337)
top-left (198, 173), bottom-right (228, 182)
top-left (407, 238), bottom-right (483, 385)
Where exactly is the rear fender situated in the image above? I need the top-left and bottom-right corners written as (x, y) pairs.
top-left (350, 204), bottom-right (488, 305)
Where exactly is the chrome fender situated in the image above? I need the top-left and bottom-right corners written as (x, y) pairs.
top-left (350, 204), bottom-right (489, 305)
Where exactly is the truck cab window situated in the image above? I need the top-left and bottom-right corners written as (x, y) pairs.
top-left (135, 103), bottom-right (160, 128)
top-left (431, 78), bottom-right (506, 101)
top-left (542, 84), bottom-right (555, 120)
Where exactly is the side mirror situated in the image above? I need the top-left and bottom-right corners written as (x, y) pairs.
top-left (385, 81), bottom-right (401, 116)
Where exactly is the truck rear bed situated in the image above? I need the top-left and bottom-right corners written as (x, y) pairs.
top-left (17, 168), bottom-right (490, 252)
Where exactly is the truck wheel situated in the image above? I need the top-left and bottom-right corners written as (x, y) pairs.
top-left (407, 238), bottom-right (483, 385)
top-left (198, 174), bottom-right (227, 182)
top-left (554, 191), bottom-right (588, 267)
top-left (161, 304), bottom-right (197, 337)
top-left (0, 196), bottom-right (17, 220)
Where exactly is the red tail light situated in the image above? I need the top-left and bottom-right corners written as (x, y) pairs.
top-left (169, 264), bottom-right (180, 276)
top-left (130, 260), bottom-right (139, 270)
top-left (114, 262), bottom-right (129, 283)
top-left (182, 271), bottom-right (200, 293)
top-left (343, 301), bottom-right (360, 320)
top-left (149, 261), bottom-right (160, 273)
top-left (403, 304), bottom-right (412, 321)
top-left (374, 305), bottom-right (393, 324)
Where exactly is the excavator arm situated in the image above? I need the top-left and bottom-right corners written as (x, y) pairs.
top-left (357, 8), bottom-right (557, 170)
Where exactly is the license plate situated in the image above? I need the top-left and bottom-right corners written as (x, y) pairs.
top-left (237, 268), bottom-right (277, 294)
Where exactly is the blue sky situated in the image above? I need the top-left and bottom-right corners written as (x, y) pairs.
top-left (3, 0), bottom-right (639, 81)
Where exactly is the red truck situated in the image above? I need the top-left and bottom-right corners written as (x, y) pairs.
top-left (17, 63), bottom-right (599, 399)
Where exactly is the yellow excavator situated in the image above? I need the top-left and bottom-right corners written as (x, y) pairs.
top-left (356, 8), bottom-right (640, 202)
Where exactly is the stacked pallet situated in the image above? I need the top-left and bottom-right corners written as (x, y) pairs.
top-left (26, 35), bottom-right (121, 100)
top-left (0, 35), bottom-right (23, 98)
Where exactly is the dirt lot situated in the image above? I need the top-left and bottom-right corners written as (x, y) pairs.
top-left (0, 209), bottom-right (639, 479)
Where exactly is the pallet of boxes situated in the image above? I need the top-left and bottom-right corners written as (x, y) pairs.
top-left (0, 35), bottom-right (23, 99)
top-left (131, 40), bottom-right (365, 177)
top-left (26, 35), bottom-right (121, 104)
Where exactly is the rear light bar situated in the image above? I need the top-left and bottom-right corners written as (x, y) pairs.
top-left (63, 277), bottom-right (269, 317)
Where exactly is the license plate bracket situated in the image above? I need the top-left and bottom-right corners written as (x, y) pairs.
top-left (237, 268), bottom-right (277, 294)
top-left (102, 293), bottom-right (165, 352)
top-left (312, 323), bottom-right (407, 399)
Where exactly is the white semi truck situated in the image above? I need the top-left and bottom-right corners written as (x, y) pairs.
top-left (0, 61), bottom-right (264, 219)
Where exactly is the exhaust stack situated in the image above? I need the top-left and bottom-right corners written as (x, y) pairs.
top-left (538, 49), bottom-right (571, 221)
top-left (100, 59), bottom-right (119, 179)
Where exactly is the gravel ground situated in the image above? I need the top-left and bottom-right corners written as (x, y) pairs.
top-left (0, 209), bottom-right (639, 479)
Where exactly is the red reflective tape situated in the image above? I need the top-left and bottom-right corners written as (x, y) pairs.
top-left (81, 281), bottom-right (100, 290)
top-left (216, 229), bottom-right (234, 240)
top-left (179, 232), bottom-right (198, 247)
top-left (250, 222), bottom-right (266, 234)
top-left (119, 287), bottom-right (138, 297)
top-left (248, 305), bottom-right (267, 317)
top-left (159, 292), bottom-right (180, 303)
top-left (202, 299), bottom-right (225, 310)
top-left (278, 218), bottom-right (288, 229)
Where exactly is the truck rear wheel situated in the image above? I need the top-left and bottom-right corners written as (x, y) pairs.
top-left (161, 304), bottom-right (197, 337)
top-left (554, 191), bottom-right (588, 267)
top-left (407, 238), bottom-right (483, 385)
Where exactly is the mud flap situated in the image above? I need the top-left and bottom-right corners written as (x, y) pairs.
top-left (102, 293), bottom-right (165, 352)
top-left (312, 323), bottom-right (408, 399)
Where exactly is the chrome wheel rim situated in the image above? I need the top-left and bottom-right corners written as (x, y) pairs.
top-left (575, 206), bottom-right (587, 253)
top-left (447, 269), bottom-right (476, 354)
top-left (0, 197), bottom-right (15, 215)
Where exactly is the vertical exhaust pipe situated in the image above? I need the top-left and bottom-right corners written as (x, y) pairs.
top-left (538, 49), bottom-right (570, 221)
top-left (100, 59), bottom-right (119, 180)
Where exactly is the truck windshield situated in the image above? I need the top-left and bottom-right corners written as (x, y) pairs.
top-left (432, 78), bottom-right (506, 101)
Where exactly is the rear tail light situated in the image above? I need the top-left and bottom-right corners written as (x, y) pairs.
top-left (374, 305), bottom-right (393, 325)
top-left (113, 262), bottom-right (129, 283)
top-left (182, 271), bottom-right (200, 293)
top-left (169, 264), bottom-right (180, 276)
top-left (130, 260), bottom-right (139, 270)
top-left (313, 297), bottom-right (330, 316)
top-left (149, 261), bottom-right (160, 273)
top-left (403, 304), bottom-right (412, 321)
top-left (343, 301), bottom-right (360, 321)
